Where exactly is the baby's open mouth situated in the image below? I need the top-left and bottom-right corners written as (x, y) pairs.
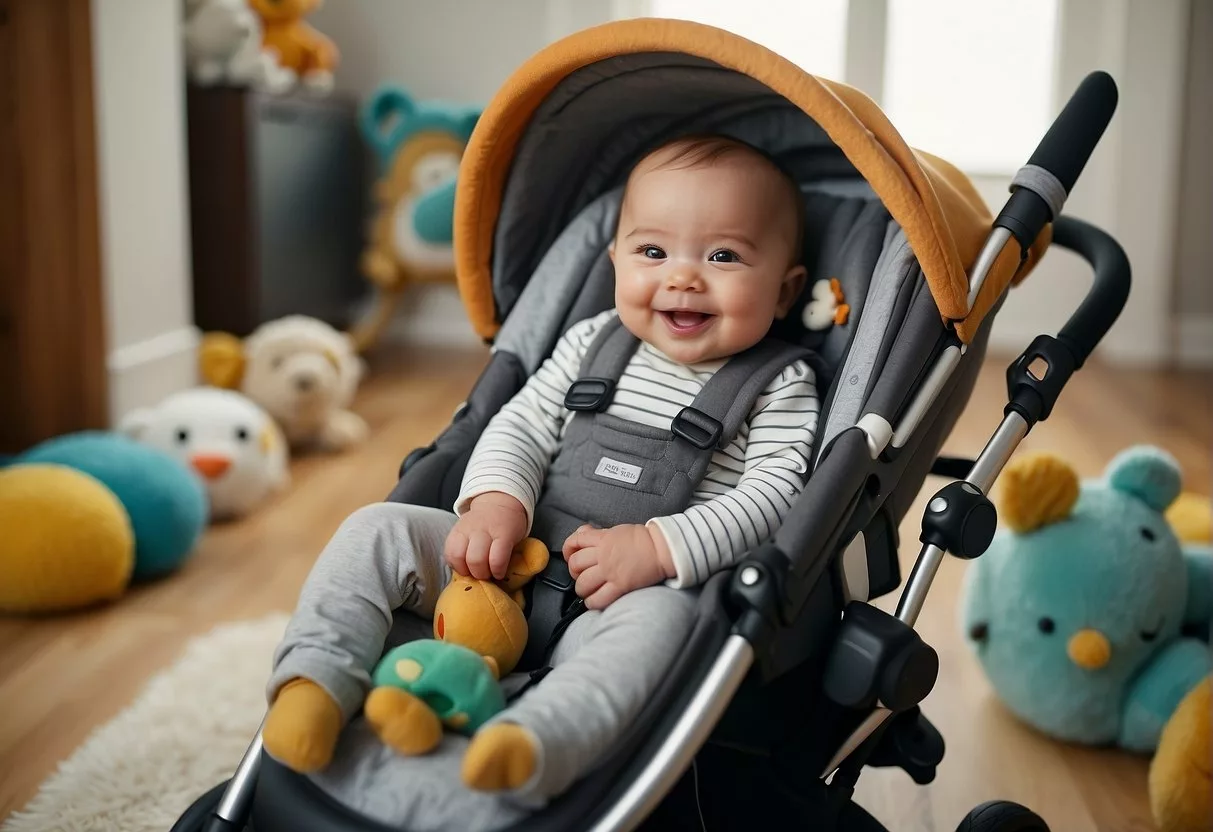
top-left (658, 309), bottom-right (714, 334)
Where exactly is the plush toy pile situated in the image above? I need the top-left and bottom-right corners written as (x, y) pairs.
top-left (0, 309), bottom-right (373, 614)
top-left (0, 432), bottom-right (208, 613)
top-left (961, 446), bottom-right (1211, 832)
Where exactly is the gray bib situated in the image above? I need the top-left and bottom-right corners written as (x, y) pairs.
top-left (529, 316), bottom-right (813, 550)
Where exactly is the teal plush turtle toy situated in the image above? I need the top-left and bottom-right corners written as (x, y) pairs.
top-left (961, 446), bottom-right (1212, 832)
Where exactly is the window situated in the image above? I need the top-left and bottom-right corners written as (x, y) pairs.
top-left (625, 0), bottom-right (1060, 175)
top-left (882, 0), bottom-right (1059, 174)
top-left (647, 0), bottom-right (849, 80)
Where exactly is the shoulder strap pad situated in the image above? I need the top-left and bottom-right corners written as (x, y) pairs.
top-left (687, 339), bottom-right (815, 447)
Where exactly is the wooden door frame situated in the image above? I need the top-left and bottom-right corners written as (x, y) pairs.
top-left (0, 0), bottom-right (108, 454)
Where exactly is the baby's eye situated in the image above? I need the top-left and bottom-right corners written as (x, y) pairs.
top-left (708, 249), bottom-right (740, 263)
top-left (640, 245), bottom-right (665, 259)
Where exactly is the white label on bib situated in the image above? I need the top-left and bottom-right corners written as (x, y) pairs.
top-left (595, 456), bottom-right (642, 484)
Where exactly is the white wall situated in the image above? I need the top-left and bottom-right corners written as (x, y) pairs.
top-left (1173, 0), bottom-right (1213, 368)
top-left (306, 0), bottom-right (617, 348)
top-left (1028, 0), bottom-right (1189, 367)
top-left (91, 0), bottom-right (199, 423)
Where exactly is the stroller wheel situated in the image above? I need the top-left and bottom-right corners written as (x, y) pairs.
top-left (956, 800), bottom-right (1050, 832)
top-left (169, 780), bottom-right (241, 832)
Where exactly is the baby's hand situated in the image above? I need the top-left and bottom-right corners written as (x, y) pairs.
top-left (445, 492), bottom-right (529, 581)
top-left (562, 524), bottom-right (676, 610)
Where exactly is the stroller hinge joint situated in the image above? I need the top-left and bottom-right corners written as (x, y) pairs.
top-left (1005, 334), bottom-right (1078, 426)
top-left (822, 601), bottom-right (940, 713)
top-left (919, 481), bottom-right (997, 560)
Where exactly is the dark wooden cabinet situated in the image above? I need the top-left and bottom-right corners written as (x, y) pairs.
top-left (185, 85), bottom-right (367, 337)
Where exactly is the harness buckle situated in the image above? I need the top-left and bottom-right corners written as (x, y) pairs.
top-left (672, 407), bottom-right (723, 450)
top-left (537, 556), bottom-right (575, 593)
top-left (564, 378), bottom-right (615, 411)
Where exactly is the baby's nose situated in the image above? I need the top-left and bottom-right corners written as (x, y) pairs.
top-left (666, 266), bottom-right (702, 289)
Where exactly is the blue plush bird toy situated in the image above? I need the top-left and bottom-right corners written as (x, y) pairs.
top-left (961, 445), bottom-right (1212, 832)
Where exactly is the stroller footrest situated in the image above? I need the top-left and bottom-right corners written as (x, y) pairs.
top-left (822, 601), bottom-right (939, 712)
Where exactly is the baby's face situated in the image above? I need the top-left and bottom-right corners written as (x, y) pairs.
top-left (610, 145), bottom-right (805, 365)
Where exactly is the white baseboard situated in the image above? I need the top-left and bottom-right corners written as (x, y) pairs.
top-left (1177, 314), bottom-right (1213, 368)
top-left (106, 326), bottom-right (201, 425)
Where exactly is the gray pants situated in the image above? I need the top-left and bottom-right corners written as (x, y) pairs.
top-left (268, 502), bottom-right (698, 829)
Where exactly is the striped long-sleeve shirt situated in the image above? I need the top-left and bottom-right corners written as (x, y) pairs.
top-left (455, 309), bottom-right (820, 589)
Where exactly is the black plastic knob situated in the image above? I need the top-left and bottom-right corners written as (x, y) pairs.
top-left (920, 481), bottom-right (997, 560)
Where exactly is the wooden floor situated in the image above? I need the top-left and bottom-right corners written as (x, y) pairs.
top-left (0, 343), bottom-right (1208, 830)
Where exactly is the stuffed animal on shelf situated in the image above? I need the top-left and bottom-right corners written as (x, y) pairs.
top-left (247, 0), bottom-right (338, 95)
top-left (349, 86), bottom-right (481, 353)
top-left (120, 387), bottom-right (290, 521)
top-left (198, 315), bottom-right (369, 453)
top-left (961, 446), bottom-right (1212, 832)
top-left (13, 431), bottom-right (209, 581)
top-left (0, 463), bottom-right (134, 614)
top-left (364, 539), bottom-right (549, 763)
top-left (183, 0), bottom-right (294, 93)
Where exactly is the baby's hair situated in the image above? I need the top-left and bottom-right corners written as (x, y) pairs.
top-left (638, 133), bottom-right (806, 265)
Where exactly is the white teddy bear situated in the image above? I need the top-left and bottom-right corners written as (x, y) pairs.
top-left (182, 0), bottom-right (293, 93)
top-left (199, 315), bottom-right (370, 453)
top-left (120, 387), bottom-right (290, 521)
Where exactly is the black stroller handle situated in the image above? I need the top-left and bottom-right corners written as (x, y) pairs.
top-left (1049, 213), bottom-right (1131, 367)
top-left (1027, 71), bottom-right (1119, 197)
top-left (993, 71), bottom-right (1118, 252)
top-left (1003, 212), bottom-right (1130, 428)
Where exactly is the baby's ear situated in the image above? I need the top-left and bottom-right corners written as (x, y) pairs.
top-left (498, 538), bottom-right (549, 592)
top-left (777, 264), bottom-right (808, 318)
top-left (199, 332), bottom-right (247, 389)
top-left (1106, 445), bottom-right (1182, 513)
top-left (997, 451), bottom-right (1079, 533)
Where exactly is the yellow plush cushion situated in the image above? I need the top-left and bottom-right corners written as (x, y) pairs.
top-left (0, 463), bottom-right (135, 613)
top-left (1167, 492), bottom-right (1211, 544)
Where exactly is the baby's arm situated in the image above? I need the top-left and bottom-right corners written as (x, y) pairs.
top-left (650, 359), bottom-right (820, 588)
top-left (447, 312), bottom-right (613, 578)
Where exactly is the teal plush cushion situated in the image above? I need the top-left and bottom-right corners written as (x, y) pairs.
top-left (17, 431), bottom-right (208, 579)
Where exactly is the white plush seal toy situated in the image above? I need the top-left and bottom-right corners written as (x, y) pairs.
top-left (120, 387), bottom-right (290, 521)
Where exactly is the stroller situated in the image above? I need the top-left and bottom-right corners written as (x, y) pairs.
top-left (174, 18), bottom-right (1129, 832)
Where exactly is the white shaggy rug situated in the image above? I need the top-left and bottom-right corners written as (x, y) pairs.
top-left (3, 613), bottom-right (289, 832)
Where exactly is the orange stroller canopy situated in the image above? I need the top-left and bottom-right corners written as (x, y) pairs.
top-left (452, 18), bottom-right (1049, 345)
